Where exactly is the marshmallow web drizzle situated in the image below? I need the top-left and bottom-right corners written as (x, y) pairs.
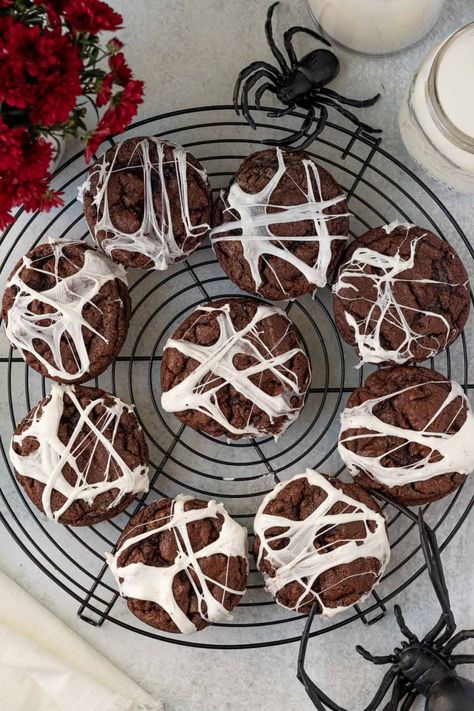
top-left (254, 471), bottom-right (390, 616)
top-left (86, 138), bottom-right (210, 270)
top-left (333, 222), bottom-right (469, 365)
top-left (210, 148), bottom-right (349, 295)
top-left (10, 384), bottom-right (149, 521)
top-left (339, 379), bottom-right (474, 487)
top-left (106, 495), bottom-right (248, 634)
top-left (160, 302), bottom-right (310, 438)
top-left (4, 241), bottom-right (127, 382)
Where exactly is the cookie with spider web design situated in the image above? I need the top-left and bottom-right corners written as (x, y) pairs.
top-left (253, 471), bottom-right (390, 615)
top-left (332, 222), bottom-right (470, 366)
top-left (106, 496), bottom-right (248, 634)
top-left (160, 296), bottom-right (311, 440)
top-left (339, 365), bottom-right (474, 506)
top-left (1, 240), bottom-right (131, 383)
top-left (211, 147), bottom-right (349, 301)
top-left (10, 384), bottom-right (149, 526)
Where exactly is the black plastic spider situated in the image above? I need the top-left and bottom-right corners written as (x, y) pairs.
top-left (298, 511), bottom-right (474, 711)
top-left (233, 2), bottom-right (381, 150)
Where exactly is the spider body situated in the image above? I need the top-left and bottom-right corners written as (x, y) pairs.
top-left (234, 3), bottom-right (380, 150)
top-left (396, 646), bottom-right (454, 695)
top-left (298, 511), bottom-right (474, 711)
top-left (276, 49), bottom-right (340, 104)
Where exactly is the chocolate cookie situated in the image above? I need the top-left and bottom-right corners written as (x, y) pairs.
top-left (107, 496), bottom-right (248, 633)
top-left (82, 137), bottom-right (212, 270)
top-left (160, 297), bottom-right (311, 439)
top-left (10, 384), bottom-right (149, 526)
top-left (332, 222), bottom-right (470, 365)
top-left (211, 147), bottom-right (349, 300)
top-left (339, 366), bottom-right (474, 506)
top-left (2, 241), bottom-right (130, 383)
top-left (254, 471), bottom-right (389, 615)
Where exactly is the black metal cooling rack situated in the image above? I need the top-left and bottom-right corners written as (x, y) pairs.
top-left (0, 105), bottom-right (473, 650)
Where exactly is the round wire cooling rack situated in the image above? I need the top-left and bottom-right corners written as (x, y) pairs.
top-left (0, 105), bottom-right (473, 650)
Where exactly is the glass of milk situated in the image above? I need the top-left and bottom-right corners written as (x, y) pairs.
top-left (305, 0), bottom-right (445, 55)
top-left (399, 23), bottom-right (474, 193)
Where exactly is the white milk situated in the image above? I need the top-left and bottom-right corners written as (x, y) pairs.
top-left (306, 0), bottom-right (445, 55)
top-left (399, 24), bottom-right (474, 193)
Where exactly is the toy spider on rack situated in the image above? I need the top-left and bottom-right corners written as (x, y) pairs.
top-left (298, 511), bottom-right (474, 711)
top-left (233, 2), bottom-right (381, 150)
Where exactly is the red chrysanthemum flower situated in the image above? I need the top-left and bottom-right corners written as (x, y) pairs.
top-left (86, 78), bottom-right (143, 161)
top-left (63, 0), bottom-right (122, 34)
top-left (96, 72), bottom-right (113, 108)
top-left (19, 136), bottom-right (53, 181)
top-left (0, 118), bottom-right (26, 172)
top-left (0, 18), bottom-right (83, 124)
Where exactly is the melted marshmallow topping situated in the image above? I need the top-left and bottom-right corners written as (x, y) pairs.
top-left (106, 495), bottom-right (248, 634)
top-left (333, 224), bottom-right (468, 365)
top-left (160, 302), bottom-right (310, 438)
top-left (339, 379), bottom-right (474, 487)
top-left (210, 148), bottom-right (349, 296)
top-left (254, 471), bottom-right (390, 616)
top-left (10, 384), bottom-right (149, 521)
top-left (4, 241), bottom-right (127, 382)
top-left (85, 138), bottom-right (210, 270)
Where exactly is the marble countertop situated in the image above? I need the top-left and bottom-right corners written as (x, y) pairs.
top-left (1, 1), bottom-right (473, 710)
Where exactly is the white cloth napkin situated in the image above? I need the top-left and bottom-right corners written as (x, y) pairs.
top-left (0, 570), bottom-right (165, 711)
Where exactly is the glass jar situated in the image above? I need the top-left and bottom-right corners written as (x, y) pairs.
top-left (305, 0), bottom-right (445, 55)
top-left (399, 23), bottom-right (474, 193)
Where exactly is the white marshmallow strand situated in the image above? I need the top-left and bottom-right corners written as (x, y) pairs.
top-left (84, 137), bottom-right (211, 270)
top-left (106, 496), bottom-right (248, 634)
top-left (3, 241), bottom-right (128, 382)
top-left (254, 471), bottom-right (390, 616)
top-left (332, 223), bottom-right (469, 366)
top-left (339, 378), bottom-right (474, 489)
top-left (160, 301), bottom-right (310, 438)
top-left (210, 148), bottom-right (349, 297)
top-left (10, 384), bottom-right (149, 522)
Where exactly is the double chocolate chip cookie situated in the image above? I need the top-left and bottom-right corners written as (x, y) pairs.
top-left (211, 147), bottom-right (349, 300)
top-left (107, 496), bottom-right (248, 634)
top-left (160, 297), bottom-right (311, 439)
top-left (254, 471), bottom-right (390, 615)
top-left (333, 222), bottom-right (470, 365)
top-left (10, 383), bottom-right (149, 525)
top-left (339, 365), bottom-right (474, 506)
top-left (2, 241), bottom-right (130, 383)
top-left (82, 137), bottom-right (212, 270)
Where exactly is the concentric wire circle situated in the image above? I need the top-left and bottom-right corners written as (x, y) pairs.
top-left (0, 106), bottom-right (472, 649)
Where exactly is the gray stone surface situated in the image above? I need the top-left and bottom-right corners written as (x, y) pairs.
top-left (0, 1), bottom-right (473, 710)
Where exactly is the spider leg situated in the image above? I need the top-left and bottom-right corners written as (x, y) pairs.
top-left (297, 603), bottom-right (348, 711)
top-left (394, 605), bottom-right (419, 644)
top-left (266, 105), bottom-right (315, 146)
top-left (400, 692), bottom-right (417, 710)
top-left (320, 87), bottom-right (380, 108)
top-left (241, 70), bottom-right (282, 129)
top-left (233, 61), bottom-right (280, 113)
top-left (362, 666), bottom-right (399, 711)
top-left (382, 677), bottom-right (405, 711)
top-left (283, 26), bottom-right (330, 65)
top-left (289, 103), bottom-right (328, 150)
top-left (418, 513), bottom-right (456, 647)
top-left (452, 654), bottom-right (474, 665)
top-left (265, 2), bottom-right (290, 74)
top-left (267, 104), bottom-right (295, 118)
top-left (444, 629), bottom-right (474, 654)
top-left (255, 82), bottom-right (278, 110)
top-left (316, 96), bottom-right (382, 134)
top-left (356, 646), bottom-right (397, 665)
